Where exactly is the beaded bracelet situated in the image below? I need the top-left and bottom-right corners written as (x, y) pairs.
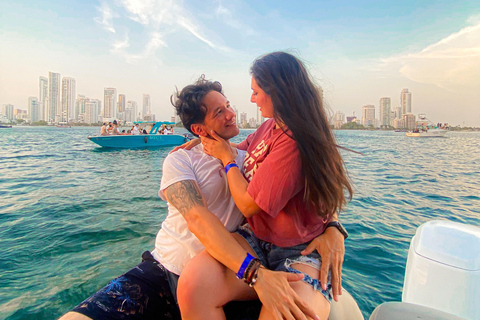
top-left (244, 260), bottom-right (262, 287)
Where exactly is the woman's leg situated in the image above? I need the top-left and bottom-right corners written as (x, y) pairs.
top-left (259, 263), bottom-right (330, 320)
top-left (177, 233), bottom-right (258, 320)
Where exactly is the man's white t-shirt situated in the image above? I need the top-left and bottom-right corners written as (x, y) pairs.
top-left (154, 145), bottom-right (246, 275)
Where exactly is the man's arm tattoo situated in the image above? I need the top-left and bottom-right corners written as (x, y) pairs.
top-left (165, 180), bottom-right (206, 215)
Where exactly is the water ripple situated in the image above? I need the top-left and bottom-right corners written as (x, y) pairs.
top-left (1, 128), bottom-right (480, 319)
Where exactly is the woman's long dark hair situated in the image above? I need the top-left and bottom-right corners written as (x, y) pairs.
top-left (251, 51), bottom-right (352, 218)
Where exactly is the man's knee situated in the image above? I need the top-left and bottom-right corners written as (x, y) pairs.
top-left (57, 311), bottom-right (93, 320)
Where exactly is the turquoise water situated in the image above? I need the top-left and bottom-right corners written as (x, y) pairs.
top-left (1, 127), bottom-right (479, 319)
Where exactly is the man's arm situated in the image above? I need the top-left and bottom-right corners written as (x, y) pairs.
top-left (164, 180), bottom-right (319, 320)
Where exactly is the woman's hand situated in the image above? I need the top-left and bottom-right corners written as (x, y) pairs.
top-left (254, 268), bottom-right (320, 320)
top-left (170, 138), bottom-right (201, 153)
top-left (201, 130), bottom-right (236, 165)
top-left (301, 227), bottom-right (345, 302)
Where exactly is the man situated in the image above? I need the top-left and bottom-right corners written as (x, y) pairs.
top-left (100, 123), bottom-right (108, 136)
top-left (132, 124), bottom-right (140, 135)
top-left (60, 77), bottom-right (345, 320)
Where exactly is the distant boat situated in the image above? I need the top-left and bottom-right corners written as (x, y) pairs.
top-left (87, 121), bottom-right (190, 148)
top-left (56, 124), bottom-right (71, 128)
top-left (406, 114), bottom-right (448, 138)
top-left (406, 128), bottom-right (448, 137)
top-left (0, 124), bottom-right (12, 128)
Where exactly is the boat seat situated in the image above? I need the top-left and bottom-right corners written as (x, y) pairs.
top-left (329, 288), bottom-right (364, 320)
top-left (224, 287), bottom-right (364, 320)
top-left (369, 302), bottom-right (467, 320)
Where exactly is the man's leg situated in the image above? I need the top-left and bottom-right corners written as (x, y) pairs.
top-left (58, 252), bottom-right (180, 320)
top-left (177, 233), bottom-right (258, 320)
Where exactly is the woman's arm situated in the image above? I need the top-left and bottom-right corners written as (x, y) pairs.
top-left (301, 212), bottom-right (345, 302)
top-left (201, 131), bottom-right (261, 217)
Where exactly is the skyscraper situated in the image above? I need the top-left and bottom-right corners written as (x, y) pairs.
top-left (401, 89), bottom-right (412, 115)
top-left (126, 100), bottom-right (137, 122)
top-left (61, 77), bottom-right (76, 122)
top-left (75, 95), bottom-right (88, 121)
top-left (85, 99), bottom-right (102, 124)
top-left (48, 72), bottom-right (61, 122)
top-left (257, 106), bottom-right (264, 126)
top-left (103, 88), bottom-right (117, 119)
top-left (3, 104), bottom-right (15, 121)
top-left (118, 94), bottom-right (126, 113)
top-left (379, 97), bottom-right (391, 127)
top-left (143, 94), bottom-right (151, 119)
top-left (39, 77), bottom-right (48, 121)
top-left (362, 105), bottom-right (375, 127)
top-left (28, 97), bottom-right (40, 122)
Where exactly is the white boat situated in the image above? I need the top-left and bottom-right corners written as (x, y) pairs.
top-left (406, 114), bottom-right (449, 138)
top-left (328, 220), bottom-right (480, 320)
top-left (406, 128), bottom-right (448, 137)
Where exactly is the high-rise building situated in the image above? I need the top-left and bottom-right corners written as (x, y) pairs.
top-left (2, 104), bottom-right (15, 121)
top-left (394, 106), bottom-right (402, 120)
top-left (75, 95), bottom-right (88, 121)
top-left (403, 113), bottom-right (416, 130)
top-left (118, 94), bottom-right (126, 113)
top-left (85, 99), bottom-right (102, 124)
top-left (39, 77), bottom-right (48, 121)
top-left (362, 105), bottom-right (375, 127)
top-left (103, 88), bottom-right (117, 119)
top-left (61, 77), bottom-right (76, 122)
top-left (126, 100), bottom-right (138, 122)
top-left (401, 89), bottom-right (412, 115)
top-left (240, 112), bottom-right (247, 128)
top-left (379, 97), bottom-right (391, 127)
top-left (143, 94), bottom-right (151, 119)
top-left (333, 111), bottom-right (346, 129)
top-left (48, 72), bottom-right (61, 122)
top-left (28, 97), bottom-right (40, 122)
top-left (233, 106), bottom-right (239, 125)
top-left (257, 107), bottom-right (264, 126)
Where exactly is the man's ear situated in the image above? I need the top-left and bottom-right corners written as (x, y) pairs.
top-left (190, 124), bottom-right (208, 137)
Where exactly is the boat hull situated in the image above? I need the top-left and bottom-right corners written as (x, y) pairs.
top-left (88, 134), bottom-right (187, 148)
top-left (406, 129), bottom-right (447, 137)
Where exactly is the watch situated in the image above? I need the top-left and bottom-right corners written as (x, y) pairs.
top-left (325, 221), bottom-right (348, 239)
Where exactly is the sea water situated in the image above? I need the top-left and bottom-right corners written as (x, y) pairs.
top-left (1, 127), bottom-right (479, 319)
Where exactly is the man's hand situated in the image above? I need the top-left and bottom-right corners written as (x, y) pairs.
top-left (170, 138), bottom-right (201, 153)
top-left (254, 268), bottom-right (320, 320)
top-left (301, 227), bottom-right (345, 302)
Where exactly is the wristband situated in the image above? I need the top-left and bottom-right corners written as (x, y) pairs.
top-left (224, 163), bottom-right (239, 174)
top-left (236, 252), bottom-right (255, 279)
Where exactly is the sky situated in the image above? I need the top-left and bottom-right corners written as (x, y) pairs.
top-left (1, 0), bottom-right (479, 126)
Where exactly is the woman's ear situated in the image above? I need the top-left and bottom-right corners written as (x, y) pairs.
top-left (190, 124), bottom-right (208, 137)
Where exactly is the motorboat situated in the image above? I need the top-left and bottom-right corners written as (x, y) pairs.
top-left (406, 114), bottom-right (449, 138)
top-left (370, 220), bottom-right (480, 320)
top-left (329, 219), bottom-right (480, 319)
top-left (87, 121), bottom-right (190, 148)
top-left (406, 128), bottom-right (448, 137)
top-left (0, 124), bottom-right (13, 128)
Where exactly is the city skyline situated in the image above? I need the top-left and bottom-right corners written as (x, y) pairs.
top-left (1, 1), bottom-right (479, 126)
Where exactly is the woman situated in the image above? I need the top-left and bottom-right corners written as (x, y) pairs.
top-left (177, 52), bottom-right (352, 320)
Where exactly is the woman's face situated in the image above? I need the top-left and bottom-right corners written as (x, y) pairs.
top-left (250, 77), bottom-right (274, 118)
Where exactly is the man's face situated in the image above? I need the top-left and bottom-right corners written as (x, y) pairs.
top-left (201, 90), bottom-right (239, 140)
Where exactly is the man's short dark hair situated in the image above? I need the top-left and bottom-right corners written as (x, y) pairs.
top-left (171, 75), bottom-right (223, 136)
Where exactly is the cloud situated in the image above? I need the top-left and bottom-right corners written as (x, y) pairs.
top-left (95, 2), bottom-right (116, 33)
top-left (214, 0), bottom-right (256, 36)
top-left (110, 32), bottom-right (167, 64)
top-left (381, 18), bottom-right (480, 91)
top-left (99, 0), bottom-right (235, 63)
